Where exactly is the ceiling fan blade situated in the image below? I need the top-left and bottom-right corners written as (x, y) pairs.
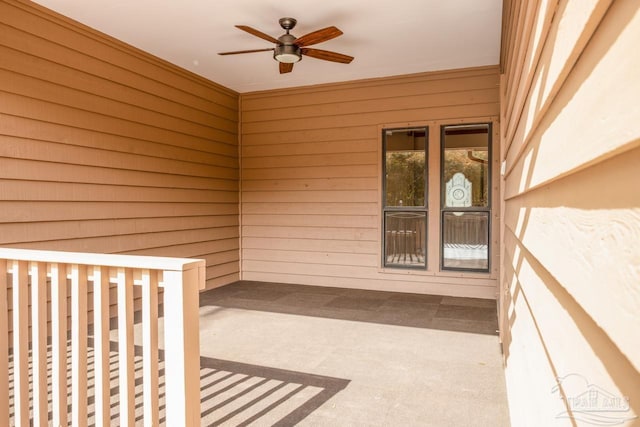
top-left (294, 26), bottom-right (343, 47)
top-left (235, 25), bottom-right (279, 44)
top-left (301, 48), bottom-right (354, 64)
top-left (279, 62), bottom-right (294, 74)
top-left (218, 48), bottom-right (275, 55)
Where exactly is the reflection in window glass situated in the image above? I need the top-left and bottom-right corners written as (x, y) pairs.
top-left (385, 129), bottom-right (426, 207)
top-left (384, 212), bottom-right (426, 267)
top-left (441, 123), bottom-right (491, 272)
top-left (443, 124), bottom-right (489, 208)
top-left (382, 127), bottom-right (428, 269)
top-left (442, 212), bottom-right (489, 270)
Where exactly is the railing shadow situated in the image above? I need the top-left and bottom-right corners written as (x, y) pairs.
top-left (7, 337), bottom-right (350, 426)
top-left (196, 355), bottom-right (349, 427)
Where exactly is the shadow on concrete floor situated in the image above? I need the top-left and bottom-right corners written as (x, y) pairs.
top-left (200, 280), bottom-right (499, 335)
top-left (8, 339), bottom-right (349, 427)
top-left (197, 356), bottom-right (350, 426)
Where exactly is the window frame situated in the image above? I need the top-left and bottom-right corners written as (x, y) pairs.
top-left (439, 123), bottom-right (492, 273)
top-left (381, 126), bottom-right (429, 270)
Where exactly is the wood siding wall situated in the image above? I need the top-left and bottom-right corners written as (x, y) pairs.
top-left (0, 0), bottom-right (240, 290)
top-left (500, 0), bottom-right (640, 425)
top-left (240, 66), bottom-right (500, 298)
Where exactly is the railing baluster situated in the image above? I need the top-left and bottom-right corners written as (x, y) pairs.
top-left (163, 267), bottom-right (201, 426)
top-left (0, 248), bottom-right (204, 426)
top-left (142, 269), bottom-right (159, 427)
top-left (71, 264), bottom-right (88, 427)
top-left (30, 262), bottom-right (48, 427)
top-left (51, 263), bottom-right (68, 427)
top-left (12, 260), bottom-right (29, 427)
top-left (93, 266), bottom-right (111, 427)
top-left (0, 260), bottom-right (8, 425)
top-left (117, 267), bottom-right (135, 427)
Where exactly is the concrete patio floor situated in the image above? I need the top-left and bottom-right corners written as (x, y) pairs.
top-left (197, 281), bottom-right (510, 426)
top-left (7, 280), bottom-right (509, 426)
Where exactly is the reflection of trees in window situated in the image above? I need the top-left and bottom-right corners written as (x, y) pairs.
top-left (443, 150), bottom-right (488, 206)
top-left (383, 127), bottom-right (428, 269)
top-left (441, 123), bottom-right (491, 272)
top-left (385, 152), bottom-right (425, 206)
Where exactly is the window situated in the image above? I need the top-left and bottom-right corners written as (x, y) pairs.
top-left (381, 122), bottom-right (493, 273)
top-left (440, 124), bottom-right (491, 271)
top-left (382, 127), bottom-right (428, 268)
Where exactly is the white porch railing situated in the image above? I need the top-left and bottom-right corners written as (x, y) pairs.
top-left (0, 248), bottom-right (205, 427)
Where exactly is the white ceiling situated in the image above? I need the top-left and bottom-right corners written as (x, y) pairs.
top-left (32, 0), bottom-right (503, 93)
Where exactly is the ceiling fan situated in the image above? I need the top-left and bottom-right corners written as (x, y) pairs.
top-left (218, 17), bottom-right (354, 74)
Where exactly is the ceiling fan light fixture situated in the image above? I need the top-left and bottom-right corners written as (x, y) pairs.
top-left (274, 44), bottom-right (301, 63)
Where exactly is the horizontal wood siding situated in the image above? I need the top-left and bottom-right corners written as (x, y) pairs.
top-left (0, 0), bottom-right (240, 290)
top-left (241, 66), bottom-right (500, 298)
top-left (500, 0), bottom-right (640, 425)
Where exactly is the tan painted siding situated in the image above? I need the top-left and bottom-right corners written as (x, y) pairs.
top-left (500, 0), bottom-right (640, 425)
top-left (240, 66), bottom-right (500, 298)
top-left (0, 0), bottom-right (240, 289)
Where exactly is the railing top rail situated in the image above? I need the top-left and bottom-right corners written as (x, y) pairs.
top-left (0, 248), bottom-right (205, 272)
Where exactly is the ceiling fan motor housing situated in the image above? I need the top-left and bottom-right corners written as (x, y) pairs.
top-left (274, 33), bottom-right (301, 63)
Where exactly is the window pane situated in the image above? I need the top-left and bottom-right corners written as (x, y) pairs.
top-left (384, 212), bottom-right (426, 268)
top-left (442, 212), bottom-right (489, 270)
top-left (385, 129), bottom-right (426, 207)
top-left (443, 124), bottom-right (489, 208)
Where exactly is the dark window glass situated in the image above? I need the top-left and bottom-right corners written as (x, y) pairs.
top-left (382, 128), bottom-right (428, 269)
top-left (384, 212), bottom-right (426, 267)
top-left (384, 129), bottom-right (426, 207)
